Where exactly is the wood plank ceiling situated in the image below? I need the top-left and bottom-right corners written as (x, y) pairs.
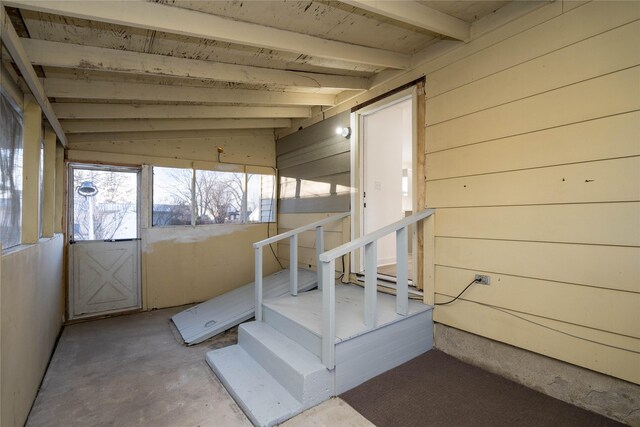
top-left (1, 0), bottom-right (509, 144)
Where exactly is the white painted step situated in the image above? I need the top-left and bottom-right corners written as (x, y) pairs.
top-left (238, 322), bottom-right (332, 407)
top-left (207, 345), bottom-right (302, 427)
top-left (172, 268), bottom-right (317, 345)
top-left (262, 304), bottom-right (322, 357)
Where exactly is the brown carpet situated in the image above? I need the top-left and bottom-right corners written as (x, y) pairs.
top-left (341, 350), bottom-right (623, 427)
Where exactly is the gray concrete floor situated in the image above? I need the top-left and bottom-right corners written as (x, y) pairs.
top-left (26, 306), bottom-right (250, 427)
top-left (26, 306), bottom-right (370, 427)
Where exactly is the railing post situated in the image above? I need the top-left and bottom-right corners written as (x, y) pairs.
top-left (255, 247), bottom-right (263, 321)
top-left (364, 241), bottom-right (377, 328)
top-left (321, 258), bottom-right (335, 370)
top-left (396, 226), bottom-right (409, 316)
top-left (290, 234), bottom-right (298, 296)
top-left (316, 225), bottom-right (324, 290)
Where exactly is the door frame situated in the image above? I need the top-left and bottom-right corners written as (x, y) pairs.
top-left (66, 162), bottom-right (143, 320)
top-left (350, 85), bottom-right (420, 285)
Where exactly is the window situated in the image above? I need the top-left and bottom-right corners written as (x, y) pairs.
top-left (152, 166), bottom-right (193, 226)
top-left (72, 168), bottom-right (138, 241)
top-left (194, 170), bottom-right (244, 225)
top-left (152, 166), bottom-right (275, 227)
top-left (247, 173), bottom-right (275, 223)
top-left (0, 92), bottom-right (24, 250)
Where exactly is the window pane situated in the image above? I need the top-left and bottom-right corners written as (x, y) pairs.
top-left (248, 174), bottom-right (275, 223)
top-left (152, 167), bottom-right (192, 226)
top-left (195, 170), bottom-right (244, 225)
top-left (0, 92), bottom-right (24, 250)
top-left (73, 169), bottom-right (138, 240)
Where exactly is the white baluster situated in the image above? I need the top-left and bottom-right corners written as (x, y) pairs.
top-left (321, 259), bottom-right (335, 369)
top-left (290, 234), bottom-right (298, 296)
top-left (364, 240), bottom-right (377, 328)
top-left (316, 225), bottom-right (324, 290)
top-left (396, 226), bottom-right (409, 316)
top-left (255, 247), bottom-right (263, 321)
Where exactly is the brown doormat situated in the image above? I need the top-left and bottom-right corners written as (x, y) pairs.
top-left (341, 350), bottom-right (623, 427)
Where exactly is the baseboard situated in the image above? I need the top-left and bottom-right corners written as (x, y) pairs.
top-left (434, 323), bottom-right (640, 426)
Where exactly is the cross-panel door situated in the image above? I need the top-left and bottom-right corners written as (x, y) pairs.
top-left (68, 165), bottom-right (141, 319)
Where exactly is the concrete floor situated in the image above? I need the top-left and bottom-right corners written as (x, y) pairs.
top-left (26, 306), bottom-right (369, 427)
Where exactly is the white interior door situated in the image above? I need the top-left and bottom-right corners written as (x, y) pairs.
top-left (68, 165), bottom-right (141, 319)
top-left (361, 97), bottom-right (413, 271)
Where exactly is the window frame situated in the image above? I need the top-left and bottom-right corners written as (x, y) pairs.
top-left (150, 163), bottom-right (276, 228)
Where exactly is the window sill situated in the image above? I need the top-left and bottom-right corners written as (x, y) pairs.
top-left (1, 234), bottom-right (62, 257)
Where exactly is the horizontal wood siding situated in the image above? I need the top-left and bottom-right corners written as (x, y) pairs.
top-left (276, 113), bottom-right (351, 269)
top-left (277, 111), bottom-right (350, 214)
top-left (426, 2), bottom-right (640, 384)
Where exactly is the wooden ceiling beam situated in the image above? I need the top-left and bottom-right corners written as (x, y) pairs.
top-left (5, 0), bottom-right (410, 69)
top-left (61, 118), bottom-right (291, 133)
top-left (43, 78), bottom-right (337, 106)
top-left (18, 38), bottom-right (370, 90)
top-left (0, 6), bottom-right (67, 146)
top-left (53, 103), bottom-right (311, 120)
top-left (344, 1), bottom-right (470, 41)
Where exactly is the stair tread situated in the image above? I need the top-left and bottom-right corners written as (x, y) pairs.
top-left (206, 345), bottom-right (302, 427)
top-left (240, 322), bottom-right (325, 375)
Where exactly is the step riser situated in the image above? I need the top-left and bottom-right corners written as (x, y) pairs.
top-left (206, 347), bottom-right (302, 427)
top-left (238, 325), bottom-right (333, 406)
top-left (334, 310), bottom-right (433, 394)
top-left (263, 304), bottom-right (322, 357)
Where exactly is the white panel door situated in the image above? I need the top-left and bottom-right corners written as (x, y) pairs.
top-left (362, 98), bottom-right (413, 268)
top-left (71, 240), bottom-right (140, 317)
top-left (68, 165), bottom-right (141, 319)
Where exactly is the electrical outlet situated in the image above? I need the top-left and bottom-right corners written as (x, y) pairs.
top-left (475, 274), bottom-right (491, 285)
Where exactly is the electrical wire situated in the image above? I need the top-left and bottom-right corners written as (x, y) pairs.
top-left (264, 171), bottom-right (284, 270)
top-left (434, 278), bottom-right (479, 306)
top-left (435, 280), bottom-right (638, 354)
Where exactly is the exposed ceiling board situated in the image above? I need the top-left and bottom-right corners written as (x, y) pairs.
top-left (53, 103), bottom-right (312, 119)
top-left (61, 118), bottom-right (292, 133)
top-left (18, 9), bottom-right (381, 74)
top-left (7, 1), bottom-right (411, 69)
top-left (4, 0), bottom-right (520, 134)
top-left (43, 78), bottom-right (338, 106)
top-left (39, 67), bottom-right (344, 95)
top-left (344, 1), bottom-right (470, 41)
top-left (162, 0), bottom-right (438, 54)
top-left (417, 0), bottom-right (512, 23)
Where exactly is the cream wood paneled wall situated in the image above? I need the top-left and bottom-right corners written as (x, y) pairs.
top-left (424, 2), bottom-right (640, 384)
top-left (276, 0), bottom-right (639, 385)
top-left (68, 129), bottom-right (280, 309)
top-left (1, 236), bottom-right (65, 427)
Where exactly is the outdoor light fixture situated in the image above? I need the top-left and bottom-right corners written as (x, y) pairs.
top-left (77, 181), bottom-right (98, 197)
top-left (336, 126), bottom-right (351, 138)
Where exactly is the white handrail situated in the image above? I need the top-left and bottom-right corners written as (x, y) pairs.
top-left (253, 212), bottom-right (350, 248)
top-left (318, 208), bottom-right (435, 369)
top-left (254, 212), bottom-right (350, 321)
top-left (319, 209), bottom-right (434, 262)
